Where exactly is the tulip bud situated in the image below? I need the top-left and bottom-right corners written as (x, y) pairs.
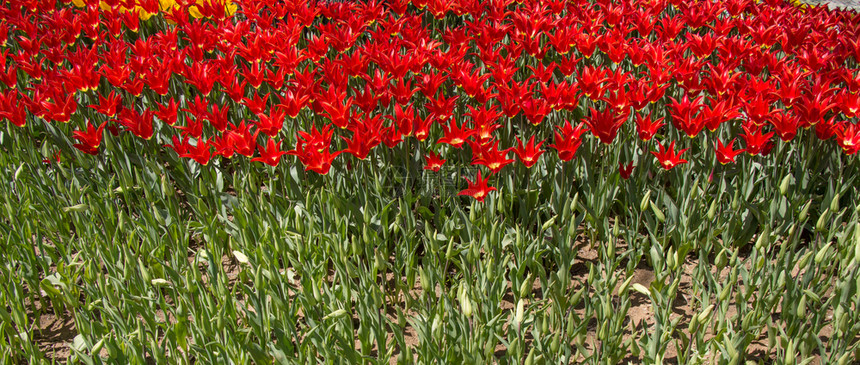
top-left (541, 215), bottom-right (557, 232)
top-left (779, 174), bottom-right (791, 196)
top-left (598, 322), bottom-right (607, 341)
top-left (707, 199), bottom-right (718, 221)
top-left (444, 237), bottom-right (455, 260)
top-left (815, 208), bottom-right (830, 232)
top-left (161, 173), bottom-right (172, 198)
top-left (719, 284), bottom-right (732, 302)
top-left (519, 274), bottom-right (533, 298)
top-left (469, 203), bottom-right (477, 222)
top-left (697, 304), bottom-right (715, 324)
top-left (785, 340), bottom-right (796, 365)
top-left (798, 200), bottom-right (811, 222)
top-left (814, 242), bottom-right (832, 265)
top-left (418, 266), bottom-right (429, 292)
top-left (715, 248), bottom-right (728, 270)
top-left (571, 287), bottom-right (585, 306)
top-left (138, 258), bottom-right (150, 284)
top-left (631, 283), bottom-right (650, 297)
top-left (688, 312), bottom-right (699, 333)
top-left (797, 251), bottom-right (813, 270)
top-left (459, 285), bottom-right (472, 318)
top-left (617, 275), bottom-right (634, 296)
top-left (374, 251), bottom-right (384, 272)
top-left (587, 264), bottom-right (596, 285)
top-left (640, 191), bottom-right (652, 212)
top-left (153, 206), bottom-right (165, 225)
top-left (731, 189), bottom-right (740, 211)
top-left (91, 337), bottom-right (105, 357)
top-left (754, 227), bottom-right (769, 250)
top-left (651, 201), bottom-right (665, 222)
top-left (151, 278), bottom-right (171, 287)
top-left (514, 299), bottom-right (525, 328)
top-left (837, 352), bottom-right (852, 365)
top-left (612, 220), bottom-right (619, 239)
top-left (831, 193), bottom-right (840, 212)
top-left (566, 310), bottom-right (576, 338)
top-left (667, 247), bottom-right (677, 271)
top-left (524, 347), bottom-right (535, 365)
top-left (324, 308), bottom-right (348, 321)
top-left (796, 295), bottom-right (806, 318)
top-left (507, 338), bottom-right (519, 357)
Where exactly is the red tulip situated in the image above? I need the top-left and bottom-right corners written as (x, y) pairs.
top-left (835, 122), bottom-right (860, 155)
top-left (668, 94), bottom-right (705, 138)
top-left (117, 108), bottom-right (154, 140)
top-left (72, 121), bottom-right (106, 155)
top-left (470, 140), bottom-right (514, 174)
top-left (768, 110), bottom-right (800, 142)
top-left (255, 106), bottom-right (286, 137)
top-left (651, 141), bottom-right (688, 170)
top-left (715, 138), bottom-right (744, 165)
top-left (41, 92), bottom-right (77, 123)
top-left (512, 136), bottom-right (545, 168)
top-left (635, 112), bottom-right (664, 141)
top-left (585, 107), bottom-right (626, 144)
top-left (549, 121), bottom-right (588, 162)
top-left (181, 139), bottom-right (213, 165)
top-left (458, 170), bottom-right (497, 202)
top-left (437, 118), bottom-right (475, 149)
top-left (242, 93), bottom-right (269, 115)
top-left (740, 124), bottom-right (775, 156)
top-left (155, 99), bottom-right (179, 126)
top-left (252, 138), bottom-right (288, 166)
top-left (423, 151), bottom-right (446, 172)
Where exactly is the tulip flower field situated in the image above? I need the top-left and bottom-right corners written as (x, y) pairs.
top-left (2, 0), bottom-right (860, 362)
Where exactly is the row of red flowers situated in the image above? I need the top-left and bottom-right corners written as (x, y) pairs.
top-left (1, 0), bottom-right (859, 201)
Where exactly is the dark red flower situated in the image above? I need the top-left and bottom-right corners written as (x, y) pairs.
top-left (619, 161), bottom-right (634, 179)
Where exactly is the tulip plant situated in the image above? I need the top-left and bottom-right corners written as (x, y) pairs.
top-left (1, 0), bottom-right (860, 363)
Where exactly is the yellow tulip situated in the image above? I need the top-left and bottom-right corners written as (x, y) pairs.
top-left (189, 0), bottom-right (236, 19)
top-left (85, 0), bottom-right (234, 21)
